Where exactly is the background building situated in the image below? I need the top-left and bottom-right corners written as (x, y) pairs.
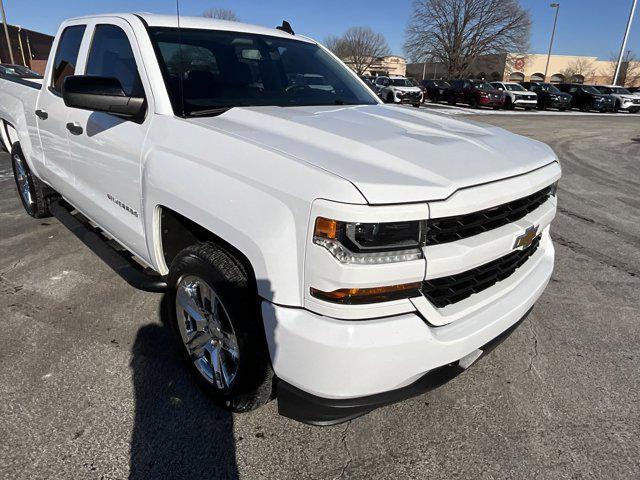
top-left (0, 24), bottom-right (54, 74)
top-left (407, 53), bottom-right (640, 86)
top-left (343, 56), bottom-right (407, 77)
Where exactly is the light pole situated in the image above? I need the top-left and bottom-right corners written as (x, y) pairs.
top-left (613, 0), bottom-right (637, 85)
top-left (544, 3), bottom-right (560, 81)
top-left (0, 0), bottom-right (14, 64)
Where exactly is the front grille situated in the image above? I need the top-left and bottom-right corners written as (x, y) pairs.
top-left (426, 185), bottom-right (553, 245)
top-left (422, 235), bottom-right (541, 308)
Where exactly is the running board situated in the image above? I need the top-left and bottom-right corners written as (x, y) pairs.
top-left (49, 200), bottom-right (167, 293)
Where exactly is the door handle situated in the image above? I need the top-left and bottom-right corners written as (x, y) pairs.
top-left (35, 109), bottom-right (48, 120)
top-left (66, 122), bottom-right (83, 135)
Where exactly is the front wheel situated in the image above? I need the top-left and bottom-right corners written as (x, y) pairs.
top-left (11, 143), bottom-right (53, 218)
top-left (168, 242), bottom-right (274, 412)
top-left (386, 93), bottom-right (394, 104)
top-left (412, 103), bottom-right (421, 108)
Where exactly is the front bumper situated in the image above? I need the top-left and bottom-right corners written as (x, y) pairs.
top-left (513, 97), bottom-right (538, 106)
top-left (620, 101), bottom-right (640, 112)
top-left (262, 231), bottom-right (554, 424)
top-left (479, 97), bottom-right (504, 106)
top-left (394, 92), bottom-right (423, 104)
top-left (277, 307), bottom-right (531, 425)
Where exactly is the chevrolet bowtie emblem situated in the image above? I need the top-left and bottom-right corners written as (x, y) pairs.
top-left (513, 225), bottom-right (539, 249)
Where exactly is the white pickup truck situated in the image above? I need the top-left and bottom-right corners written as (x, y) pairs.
top-left (0, 13), bottom-right (561, 425)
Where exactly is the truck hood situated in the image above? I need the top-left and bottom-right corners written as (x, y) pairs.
top-left (189, 104), bottom-right (557, 204)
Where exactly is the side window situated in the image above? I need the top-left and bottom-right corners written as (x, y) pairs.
top-left (85, 24), bottom-right (144, 97)
top-left (51, 25), bottom-right (86, 93)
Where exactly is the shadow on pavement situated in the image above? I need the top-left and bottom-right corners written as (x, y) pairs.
top-left (128, 296), bottom-right (239, 480)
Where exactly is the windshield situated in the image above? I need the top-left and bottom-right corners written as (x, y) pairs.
top-left (609, 86), bottom-right (631, 94)
top-left (582, 85), bottom-right (601, 95)
top-left (475, 82), bottom-right (494, 91)
top-left (390, 78), bottom-right (413, 87)
top-left (433, 80), bottom-right (450, 88)
top-left (505, 84), bottom-right (525, 91)
top-left (148, 28), bottom-right (378, 116)
top-left (541, 83), bottom-right (561, 93)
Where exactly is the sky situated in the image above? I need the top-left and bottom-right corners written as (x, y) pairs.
top-left (2, 0), bottom-right (638, 60)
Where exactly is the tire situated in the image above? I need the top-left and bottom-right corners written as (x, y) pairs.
top-left (615, 100), bottom-right (621, 113)
top-left (469, 98), bottom-right (479, 109)
top-left (412, 103), bottom-right (421, 108)
top-left (505, 98), bottom-right (514, 110)
top-left (386, 93), bottom-right (394, 104)
top-left (524, 107), bottom-right (532, 111)
top-left (11, 143), bottom-right (54, 218)
top-left (167, 242), bottom-right (274, 413)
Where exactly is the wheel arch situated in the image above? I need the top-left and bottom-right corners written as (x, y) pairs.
top-left (155, 205), bottom-right (260, 295)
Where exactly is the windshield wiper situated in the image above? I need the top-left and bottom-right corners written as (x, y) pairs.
top-left (188, 106), bottom-right (234, 117)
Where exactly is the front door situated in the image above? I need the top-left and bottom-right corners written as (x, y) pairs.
top-left (65, 19), bottom-right (152, 260)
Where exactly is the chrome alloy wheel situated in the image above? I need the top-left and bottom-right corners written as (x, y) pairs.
top-left (13, 153), bottom-right (33, 208)
top-left (175, 275), bottom-right (240, 390)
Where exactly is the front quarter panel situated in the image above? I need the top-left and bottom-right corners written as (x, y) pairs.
top-left (141, 115), bottom-right (366, 306)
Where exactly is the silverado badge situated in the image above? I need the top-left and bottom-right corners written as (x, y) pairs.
top-left (513, 225), bottom-right (539, 249)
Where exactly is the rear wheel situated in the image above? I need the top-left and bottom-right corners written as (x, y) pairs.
top-left (11, 143), bottom-right (54, 218)
top-left (469, 97), bottom-right (479, 109)
top-left (386, 93), bottom-right (394, 104)
top-left (167, 242), bottom-right (274, 412)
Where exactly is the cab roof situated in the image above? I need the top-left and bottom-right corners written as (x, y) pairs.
top-left (65, 12), bottom-right (315, 44)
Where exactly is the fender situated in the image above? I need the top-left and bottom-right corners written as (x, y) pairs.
top-left (140, 115), bottom-right (366, 307)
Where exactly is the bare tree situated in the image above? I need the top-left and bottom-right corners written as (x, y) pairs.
top-left (404, 0), bottom-right (531, 78)
top-left (202, 8), bottom-right (239, 21)
top-left (600, 51), bottom-right (640, 86)
top-left (325, 27), bottom-right (391, 75)
top-left (561, 58), bottom-right (597, 83)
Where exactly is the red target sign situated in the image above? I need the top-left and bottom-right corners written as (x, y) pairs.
top-left (514, 58), bottom-right (525, 70)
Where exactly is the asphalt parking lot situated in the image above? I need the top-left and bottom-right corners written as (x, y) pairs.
top-left (1, 113), bottom-right (639, 480)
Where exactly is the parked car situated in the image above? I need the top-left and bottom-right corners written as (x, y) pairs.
top-left (0, 13), bottom-right (561, 425)
top-left (0, 63), bottom-right (42, 79)
top-left (520, 82), bottom-right (572, 111)
top-left (420, 79), bottom-right (451, 103)
top-left (374, 75), bottom-right (423, 107)
top-left (446, 79), bottom-right (505, 109)
top-left (490, 81), bottom-right (537, 110)
top-left (358, 75), bottom-right (377, 93)
top-left (557, 84), bottom-right (616, 112)
top-left (594, 85), bottom-right (640, 113)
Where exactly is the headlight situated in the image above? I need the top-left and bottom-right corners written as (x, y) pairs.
top-left (313, 217), bottom-right (426, 264)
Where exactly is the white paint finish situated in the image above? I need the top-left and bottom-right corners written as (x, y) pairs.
top-left (65, 17), bottom-right (154, 261)
top-left (262, 236), bottom-right (553, 399)
top-left (428, 161), bottom-right (561, 218)
top-left (141, 115), bottom-right (365, 305)
top-left (0, 14), bottom-right (562, 401)
top-left (192, 104), bottom-right (558, 204)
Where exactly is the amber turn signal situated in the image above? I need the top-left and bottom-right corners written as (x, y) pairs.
top-left (314, 217), bottom-right (338, 239)
top-left (310, 282), bottom-right (422, 305)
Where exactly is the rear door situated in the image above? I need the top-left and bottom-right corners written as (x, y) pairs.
top-left (65, 18), bottom-right (153, 260)
top-left (35, 23), bottom-right (86, 197)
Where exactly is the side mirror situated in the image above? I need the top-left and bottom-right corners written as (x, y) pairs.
top-left (63, 75), bottom-right (145, 119)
